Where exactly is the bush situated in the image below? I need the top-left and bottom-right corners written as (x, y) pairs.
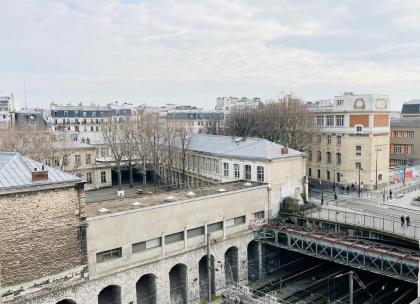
top-left (280, 196), bottom-right (299, 214)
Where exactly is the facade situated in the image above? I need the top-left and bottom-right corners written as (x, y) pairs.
top-left (0, 152), bottom-right (86, 296)
top-left (162, 133), bottom-right (307, 216)
top-left (46, 137), bottom-right (112, 190)
top-left (390, 120), bottom-right (420, 166)
top-left (166, 110), bottom-right (224, 133)
top-left (306, 92), bottom-right (390, 190)
top-left (215, 97), bottom-right (262, 114)
top-left (0, 95), bottom-right (15, 129)
top-left (15, 108), bottom-right (51, 130)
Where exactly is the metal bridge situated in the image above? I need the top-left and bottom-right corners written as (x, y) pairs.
top-left (256, 221), bottom-right (419, 284)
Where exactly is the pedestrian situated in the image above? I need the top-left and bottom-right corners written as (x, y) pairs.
top-left (334, 192), bottom-right (337, 201)
top-left (389, 190), bottom-right (393, 199)
top-left (321, 192), bottom-right (324, 205)
top-left (401, 215), bottom-right (405, 227)
top-left (346, 186), bottom-right (350, 195)
top-left (406, 215), bottom-right (410, 227)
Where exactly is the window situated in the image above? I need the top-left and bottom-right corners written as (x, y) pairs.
top-left (317, 135), bottom-right (322, 144)
top-left (253, 211), bottom-right (265, 219)
top-left (327, 135), bottom-right (331, 144)
top-left (356, 145), bottom-right (362, 156)
top-left (100, 147), bottom-right (109, 158)
top-left (317, 169), bottom-right (321, 178)
top-left (309, 168), bottom-right (312, 177)
top-left (64, 111), bottom-right (68, 117)
top-left (101, 171), bottom-right (107, 183)
top-left (378, 174), bottom-right (382, 181)
top-left (86, 154), bottom-right (91, 165)
top-left (208, 221), bottom-right (223, 232)
top-left (54, 158), bottom-right (60, 167)
top-left (356, 126), bottom-right (362, 132)
top-left (165, 232), bottom-right (184, 244)
top-left (245, 165), bottom-right (251, 180)
top-left (327, 170), bottom-right (330, 180)
top-left (187, 226), bottom-right (205, 238)
top-left (316, 116), bottom-right (324, 127)
top-left (226, 216), bottom-right (246, 227)
top-left (317, 151), bottom-right (322, 162)
top-left (132, 237), bottom-right (161, 253)
top-left (394, 145), bottom-right (402, 154)
top-left (234, 164), bottom-right (240, 178)
top-left (257, 166), bottom-right (264, 182)
top-left (86, 172), bottom-right (92, 184)
top-left (336, 172), bottom-right (341, 182)
top-left (308, 151), bottom-right (312, 161)
top-left (408, 131), bottom-right (414, 138)
top-left (326, 115), bottom-right (334, 126)
top-left (355, 162), bottom-right (361, 169)
top-left (411, 144), bottom-right (415, 154)
top-left (96, 247), bottom-right (122, 263)
top-left (337, 135), bottom-right (342, 145)
top-left (336, 153), bottom-right (341, 165)
top-left (336, 99), bottom-right (343, 106)
top-left (223, 163), bottom-right (229, 177)
top-left (336, 115), bottom-right (344, 127)
top-left (326, 152), bottom-right (331, 163)
top-left (75, 155), bottom-right (81, 165)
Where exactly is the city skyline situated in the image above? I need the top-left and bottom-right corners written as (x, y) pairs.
top-left (2, 0), bottom-right (420, 110)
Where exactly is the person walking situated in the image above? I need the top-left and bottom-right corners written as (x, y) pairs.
top-left (401, 215), bottom-right (405, 227)
top-left (390, 190), bottom-right (393, 200)
top-left (406, 215), bottom-right (410, 227)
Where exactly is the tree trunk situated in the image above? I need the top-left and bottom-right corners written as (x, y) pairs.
top-left (118, 168), bottom-right (122, 191)
top-left (142, 158), bottom-right (147, 189)
top-left (129, 163), bottom-right (134, 188)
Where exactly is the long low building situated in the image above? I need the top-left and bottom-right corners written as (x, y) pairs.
top-left (0, 153), bottom-right (272, 304)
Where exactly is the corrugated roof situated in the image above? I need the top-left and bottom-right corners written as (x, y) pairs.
top-left (188, 134), bottom-right (304, 160)
top-left (0, 152), bottom-right (81, 191)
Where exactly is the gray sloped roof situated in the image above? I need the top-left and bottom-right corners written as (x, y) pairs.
top-left (188, 134), bottom-right (304, 160)
top-left (0, 152), bottom-right (81, 191)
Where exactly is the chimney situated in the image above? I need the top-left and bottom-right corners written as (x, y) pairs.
top-left (32, 167), bottom-right (48, 182)
top-left (281, 147), bottom-right (288, 154)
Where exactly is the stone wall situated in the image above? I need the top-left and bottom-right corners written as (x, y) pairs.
top-left (0, 186), bottom-right (85, 286)
top-left (13, 233), bottom-right (255, 304)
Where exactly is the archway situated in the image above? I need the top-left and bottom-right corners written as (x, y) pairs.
top-left (225, 246), bottom-right (239, 284)
top-left (169, 263), bottom-right (188, 304)
top-left (136, 274), bottom-right (157, 304)
top-left (199, 254), bottom-right (215, 301)
top-left (247, 240), bottom-right (260, 282)
top-left (98, 285), bottom-right (121, 304)
top-left (56, 300), bottom-right (76, 304)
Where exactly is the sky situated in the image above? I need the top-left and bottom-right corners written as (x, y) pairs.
top-left (1, 0), bottom-right (420, 111)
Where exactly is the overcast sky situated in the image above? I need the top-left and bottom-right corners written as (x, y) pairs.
top-left (1, 0), bottom-right (420, 110)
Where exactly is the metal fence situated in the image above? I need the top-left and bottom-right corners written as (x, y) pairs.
top-left (305, 207), bottom-right (420, 240)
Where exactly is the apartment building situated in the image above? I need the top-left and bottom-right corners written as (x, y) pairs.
top-left (401, 99), bottom-right (420, 118)
top-left (1, 153), bottom-right (271, 304)
top-left (307, 92), bottom-right (390, 190)
top-left (0, 95), bottom-right (15, 129)
top-left (215, 96), bottom-right (262, 113)
top-left (166, 110), bottom-right (224, 133)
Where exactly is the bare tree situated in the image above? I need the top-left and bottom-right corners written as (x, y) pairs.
top-left (224, 95), bottom-right (312, 151)
top-left (175, 124), bottom-right (192, 188)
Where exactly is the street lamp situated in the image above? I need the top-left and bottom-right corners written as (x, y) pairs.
top-left (375, 148), bottom-right (382, 190)
top-left (358, 165), bottom-right (363, 198)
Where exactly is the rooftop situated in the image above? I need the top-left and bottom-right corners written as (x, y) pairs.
top-left (86, 181), bottom-right (265, 217)
top-left (187, 134), bottom-right (304, 160)
top-left (0, 152), bottom-right (81, 191)
top-left (391, 119), bottom-right (420, 127)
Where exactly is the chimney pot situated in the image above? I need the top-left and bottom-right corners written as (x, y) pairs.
top-left (281, 147), bottom-right (288, 154)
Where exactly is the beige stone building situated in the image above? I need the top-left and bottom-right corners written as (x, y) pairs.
top-left (306, 92), bottom-right (390, 190)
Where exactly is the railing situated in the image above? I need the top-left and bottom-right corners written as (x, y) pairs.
top-left (304, 206), bottom-right (420, 240)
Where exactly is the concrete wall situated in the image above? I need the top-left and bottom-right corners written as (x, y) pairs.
top-left (86, 185), bottom-right (269, 278)
top-left (0, 185), bottom-right (85, 286)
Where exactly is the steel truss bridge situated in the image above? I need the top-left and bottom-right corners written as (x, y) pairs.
top-left (257, 221), bottom-right (419, 284)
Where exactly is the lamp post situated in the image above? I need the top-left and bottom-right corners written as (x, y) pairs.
top-left (375, 148), bottom-right (382, 190)
top-left (336, 271), bottom-right (354, 304)
top-left (358, 166), bottom-right (363, 198)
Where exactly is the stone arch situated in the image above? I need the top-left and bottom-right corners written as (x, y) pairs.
top-left (169, 263), bottom-right (188, 304)
top-left (136, 273), bottom-right (157, 304)
top-left (199, 254), bottom-right (215, 301)
top-left (98, 285), bottom-right (122, 304)
top-left (247, 240), bottom-right (260, 282)
top-left (56, 300), bottom-right (76, 304)
top-left (225, 246), bottom-right (239, 284)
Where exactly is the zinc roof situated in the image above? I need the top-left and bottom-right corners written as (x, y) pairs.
top-left (0, 152), bottom-right (81, 191)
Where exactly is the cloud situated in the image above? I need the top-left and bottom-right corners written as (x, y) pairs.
top-left (0, 0), bottom-right (419, 110)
